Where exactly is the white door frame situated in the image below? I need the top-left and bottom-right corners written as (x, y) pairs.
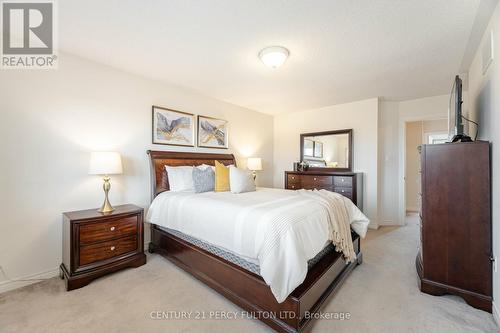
top-left (398, 116), bottom-right (447, 225)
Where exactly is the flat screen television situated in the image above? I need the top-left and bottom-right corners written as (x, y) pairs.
top-left (449, 75), bottom-right (472, 142)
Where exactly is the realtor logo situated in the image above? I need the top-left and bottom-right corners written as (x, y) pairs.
top-left (1, 0), bottom-right (57, 69)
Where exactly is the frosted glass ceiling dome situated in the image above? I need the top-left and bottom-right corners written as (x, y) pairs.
top-left (258, 46), bottom-right (290, 69)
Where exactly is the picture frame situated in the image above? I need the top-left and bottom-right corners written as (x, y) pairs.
top-left (304, 139), bottom-right (314, 157)
top-left (197, 115), bottom-right (228, 149)
top-left (314, 141), bottom-right (323, 158)
top-left (152, 105), bottom-right (195, 147)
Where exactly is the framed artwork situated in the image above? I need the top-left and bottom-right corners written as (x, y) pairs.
top-left (197, 115), bottom-right (228, 149)
top-left (304, 139), bottom-right (314, 157)
top-left (152, 106), bottom-right (195, 146)
top-left (314, 141), bottom-right (323, 158)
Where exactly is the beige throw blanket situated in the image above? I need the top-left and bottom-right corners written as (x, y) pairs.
top-left (297, 189), bottom-right (357, 262)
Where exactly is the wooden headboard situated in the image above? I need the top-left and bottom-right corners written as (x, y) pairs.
top-left (147, 150), bottom-right (236, 200)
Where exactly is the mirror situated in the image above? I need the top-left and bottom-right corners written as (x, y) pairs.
top-left (300, 129), bottom-right (353, 171)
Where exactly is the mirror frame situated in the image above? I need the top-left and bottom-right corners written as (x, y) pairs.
top-left (300, 129), bottom-right (353, 172)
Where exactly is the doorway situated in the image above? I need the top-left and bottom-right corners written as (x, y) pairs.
top-left (404, 119), bottom-right (447, 215)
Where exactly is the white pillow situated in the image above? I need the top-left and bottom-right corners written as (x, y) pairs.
top-left (229, 166), bottom-right (256, 194)
top-left (165, 166), bottom-right (194, 192)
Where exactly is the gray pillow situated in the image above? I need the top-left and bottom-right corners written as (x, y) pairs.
top-left (192, 167), bottom-right (215, 193)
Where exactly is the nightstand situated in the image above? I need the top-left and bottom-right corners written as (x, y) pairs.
top-left (60, 204), bottom-right (146, 291)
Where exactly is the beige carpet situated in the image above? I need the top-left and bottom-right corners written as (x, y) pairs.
top-left (0, 215), bottom-right (497, 333)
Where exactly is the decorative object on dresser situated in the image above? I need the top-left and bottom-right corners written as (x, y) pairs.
top-left (416, 141), bottom-right (491, 312)
top-left (297, 160), bottom-right (309, 172)
top-left (300, 129), bottom-right (353, 171)
top-left (60, 204), bottom-right (146, 291)
top-left (88, 152), bottom-right (123, 213)
top-left (247, 157), bottom-right (262, 180)
top-left (152, 105), bottom-right (195, 146)
top-left (285, 171), bottom-right (363, 210)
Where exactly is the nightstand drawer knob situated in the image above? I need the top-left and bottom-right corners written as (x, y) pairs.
top-left (291, 185), bottom-right (295, 189)
top-left (110, 226), bottom-right (115, 231)
top-left (110, 246), bottom-right (115, 251)
top-left (291, 176), bottom-right (295, 179)
top-left (313, 177), bottom-right (317, 181)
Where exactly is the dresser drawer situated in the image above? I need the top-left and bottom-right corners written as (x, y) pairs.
top-left (302, 175), bottom-right (332, 187)
top-left (334, 187), bottom-right (353, 198)
top-left (333, 176), bottom-right (353, 187)
top-left (79, 235), bottom-right (138, 266)
top-left (302, 184), bottom-right (334, 191)
top-left (80, 216), bottom-right (138, 244)
top-left (287, 174), bottom-right (301, 184)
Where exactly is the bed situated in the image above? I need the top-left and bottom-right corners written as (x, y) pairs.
top-left (146, 150), bottom-right (365, 333)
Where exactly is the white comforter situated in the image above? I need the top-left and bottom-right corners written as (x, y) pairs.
top-left (146, 187), bottom-right (369, 302)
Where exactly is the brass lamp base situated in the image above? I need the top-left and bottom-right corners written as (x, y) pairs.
top-left (98, 176), bottom-right (115, 213)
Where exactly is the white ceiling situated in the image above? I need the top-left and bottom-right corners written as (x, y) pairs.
top-left (59, 0), bottom-right (486, 115)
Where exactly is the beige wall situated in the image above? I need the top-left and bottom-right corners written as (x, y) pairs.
top-left (422, 119), bottom-right (448, 145)
top-left (467, 1), bottom-right (500, 321)
top-left (405, 121), bottom-right (423, 211)
top-left (378, 95), bottom-right (450, 225)
top-left (422, 119), bottom-right (448, 134)
top-left (273, 98), bottom-right (379, 228)
top-left (0, 52), bottom-right (274, 292)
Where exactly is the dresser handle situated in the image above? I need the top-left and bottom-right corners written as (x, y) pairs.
top-left (110, 226), bottom-right (115, 231)
top-left (291, 176), bottom-right (295, 179)
top-left (313, 177), bottom-right (317, 181)
top-left (341, 178), bottom-right (345, 182)
top-left (341, 190), bottom-right (345, 193)
top-left (110, 246), bottom-right (115, 251)
top-left (291, 185), bottom-right (295, 189)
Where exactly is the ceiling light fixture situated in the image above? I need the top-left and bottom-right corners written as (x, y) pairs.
top-left (259, 46), bottom-right (289, 69)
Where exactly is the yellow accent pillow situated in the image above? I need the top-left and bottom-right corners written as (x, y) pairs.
top-left (215, 160), bottom-right (230, 192)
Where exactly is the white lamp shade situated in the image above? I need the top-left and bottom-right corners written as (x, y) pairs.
top-left (247, 157), bottom-right (263, 171)
top-left (89, 152), bottom-right (123, 175)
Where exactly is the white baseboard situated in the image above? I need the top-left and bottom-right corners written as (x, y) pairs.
top-left (0, 267), bottom-right (59, 294)
top-left (378, 220), bottom-right (402, 226)
top-left (493, 301), bottom-right (500, 329)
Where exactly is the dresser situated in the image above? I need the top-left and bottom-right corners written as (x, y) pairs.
top-left (60, 204), bottom-right (146, 291)
top-left (284, 171), bottom-right (363, 209)
top-left (416, 141), bottom-right (492, 312)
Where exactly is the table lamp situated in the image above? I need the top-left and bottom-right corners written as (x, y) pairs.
top-left (89, 152), bottom-right (123, 213)
top-left (247, 157), bottom-right (263, 180)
